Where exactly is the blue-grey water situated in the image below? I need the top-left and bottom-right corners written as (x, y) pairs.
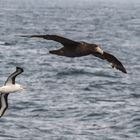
top-left (0, 0), bottom-right (140, 139)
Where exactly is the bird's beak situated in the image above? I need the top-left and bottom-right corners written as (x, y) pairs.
top-left (22, 86), bottom-right (26, 91)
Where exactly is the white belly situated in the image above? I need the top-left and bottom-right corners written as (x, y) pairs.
top-left (0, 84), bottom-right (22, 93)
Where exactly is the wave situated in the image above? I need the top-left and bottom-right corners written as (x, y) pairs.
top-left (56, 69), bottom-right (94, 76)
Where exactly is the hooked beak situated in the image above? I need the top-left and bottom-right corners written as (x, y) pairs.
top-left (22, 86), bottom-right (26, 91)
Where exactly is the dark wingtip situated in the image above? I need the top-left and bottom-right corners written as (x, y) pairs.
top-left (103, 52), bottom-right (127, 74)
top-left (19, 35), bottom-right (45, 38)
top-left (16, 67), bottom-right (24, 72)
top-left (116, 65), bottom-right (127, 74)
top-left (121, 67), bottom-right (127, 74)
top-left (123, 68), bottom-right (127, 74)
top-left (49, 50), bottom-right (54, 54)
top-left (19, 35), bottom-right (33, 38)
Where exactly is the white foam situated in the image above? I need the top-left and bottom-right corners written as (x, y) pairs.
top-left (0, 41), bottom-right (5, 45)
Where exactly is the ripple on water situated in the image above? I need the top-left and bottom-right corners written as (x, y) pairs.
top-left (0, 0), bottom-right (140, 140)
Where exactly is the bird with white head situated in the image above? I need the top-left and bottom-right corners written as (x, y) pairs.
top-left (0, 67), bottom-right (24, 117)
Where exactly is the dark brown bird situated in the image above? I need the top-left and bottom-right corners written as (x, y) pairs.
top-left (21, 34), bottom-right (127, 74)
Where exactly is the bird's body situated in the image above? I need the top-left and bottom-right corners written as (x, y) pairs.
top-left (21, 34), bottom-right (127, 73)
top-left (50, 42), bottom-right (103, 58)
top-left (0, 84), bottom-right (23, 94)
top-left (0, 67), bottom-right (24, 117)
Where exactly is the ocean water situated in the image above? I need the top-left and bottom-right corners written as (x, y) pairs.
top-left (0, 0), bottom-right (140, 139)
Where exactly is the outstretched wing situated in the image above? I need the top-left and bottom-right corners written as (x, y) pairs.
top-left (96, 51), bottom-right (127, 73)
top-left (103, 52), bottom-right (127, 73)
top-left (20, 34), bottom-right (80, 47)
top-left (0, 93), bottom-right (9, 118)
top-left (92, 46), bottom-right (127, 73)
top-left (5, 67), bottom-right (24, 85)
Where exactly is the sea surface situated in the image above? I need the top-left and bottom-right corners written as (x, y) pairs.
top-left (0, 0), bottom-right (140, 139)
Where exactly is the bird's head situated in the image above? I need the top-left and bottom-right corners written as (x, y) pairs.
top-left (16, 84), bottom-right (26, 91)
top-left (95, 45), bottom-right (104, 55)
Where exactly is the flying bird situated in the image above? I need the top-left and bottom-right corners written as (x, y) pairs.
top-left (0, 67), bottom-right (24, 117)
top-left (21, 34), bottom-right (127, 73)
